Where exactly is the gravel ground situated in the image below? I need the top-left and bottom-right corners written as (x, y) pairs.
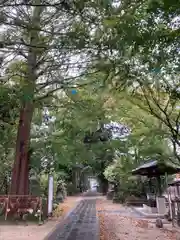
top-left (97, 199), bottom-right (179, 240)
top-left (0, 196), bottom-right (81, 240)
top-left (1, 195), bottom-right (179, 240)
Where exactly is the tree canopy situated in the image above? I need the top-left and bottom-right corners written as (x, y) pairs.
top-left (0, 0), bottom-right (179, 196)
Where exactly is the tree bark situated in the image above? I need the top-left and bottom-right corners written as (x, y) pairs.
top-left (9, 0), bottom-right (43, 195)
top-left (10, 103), bottom-right (34, 195)
top-left (98, 175), bottom-right (108, 195)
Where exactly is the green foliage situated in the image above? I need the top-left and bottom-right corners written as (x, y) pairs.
top-left (39, 171), bottom-right (67, 198)
top-left (0, 0), bottom-right (179, 198)
top-left (50, 90), bottom-right (112, 166)
top-left (0, 83), bottom-right (20, 192)
top-left (104, 156), bottom-right (145, 202)
top-left (103, 94), bottom-right (176, 200)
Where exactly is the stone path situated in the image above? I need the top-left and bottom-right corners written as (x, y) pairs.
top-left (45, 198), bottom-right (99, 240)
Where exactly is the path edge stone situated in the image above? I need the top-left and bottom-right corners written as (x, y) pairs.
top-left (95, 199), bottom-right (100, 240)
top-left (131, 207), bottom-right (165, 219)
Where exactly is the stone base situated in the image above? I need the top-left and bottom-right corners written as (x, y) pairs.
top-left (143, 204), bottom-right (158, 214)
top-left (156, 197), bottom-right (166, 215)
top-left (133, 207), bottom-right (165, 219)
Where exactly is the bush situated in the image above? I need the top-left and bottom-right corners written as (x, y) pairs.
top-left (53, 203), bottom-right (59, 210)
top-left (112, 179), bottom-right (147, 203)
top-left (113, 191), bottom-right (125, 203)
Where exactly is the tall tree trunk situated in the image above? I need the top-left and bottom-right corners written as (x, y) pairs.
top-left (10, 103), bottom-right (34, 195)
top-left (5, 176), bottom-right (8, 195)
top-left (9, 1), bottom-right (43, 195)
top-left (98, 174), bottom-right (108, 195)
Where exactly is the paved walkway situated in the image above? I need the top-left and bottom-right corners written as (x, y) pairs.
top-left (45, 195), bottom-right (99, 240)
